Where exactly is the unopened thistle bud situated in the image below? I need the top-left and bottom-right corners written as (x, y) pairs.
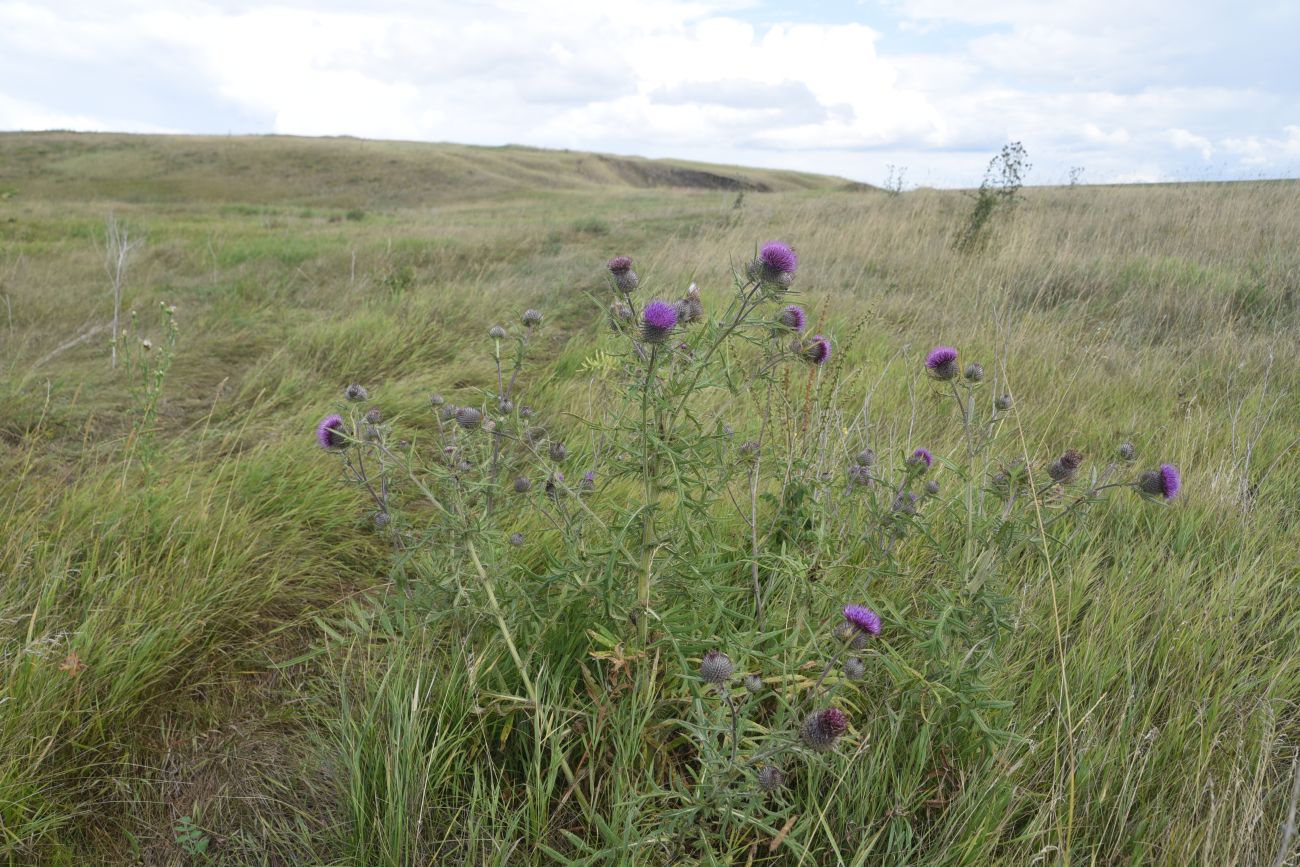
top-left (607, 255), bottom-right (639, 292)
top-left (372, 511), bottom-right (389, 528)
top-left (513, 476), bottom-right (532, 494)
top-left (439, 405), bottom-right (457, 422)
top-left (548, 441), bottom-right (568, 462)
top-left (843, 657), bottom-right (866, 680)
top-left (738, 440), bottom-right (761, 463)
top-left (855, 448), bottom-right (876, 467)
top-left (699, 650), bottom-right (734, 684)
top-left (521, 309), bottom-right (543, 327)
top-left (1048, 449), bottom-right (1084, 483)
top-left (924, 479), bottom-right (940, 496)
top-left (430, 393), bottom-right (445, 407)
top-left (964, 362), bottom-right (985, 382)
top-left (925, 346), bottom-right (959, 381)
top-left (1118, 442), bottom-right (1136, 462)
top-left (757, 765), bottom-right (785, 791)
top-left (488, 325), bottom-right (507, 339)
top-left (847, 464), bottom-right (872, 487)
top-left (455, 407), bottom-right (483, 430)
top-left (640, 300), bottom-right (678, 344)
top-left (994, 394), bottom-right (1013, 411)
top-left (800, 707), bottom-right (848, 752)
top-left (364, 407), bottom-right (383, 424)
top-left (677, 283), bottom-right (704, 324)
top-left (345, 383), bottom-right (369, 402)
top-left (1137, 464), bottom-right (1181, 501)
top-left (545, 471), bottom-right (564, 499)
top-left (509, 532), bottom-right (525, 547)
top-left (609, 300), bottom-right (634, 330)
top-left (891, 491), bottom-right (919, 516)
top-left (744, 674), bottom-right (763, 694)
top-left (497, 398), bottom-right (513, 414)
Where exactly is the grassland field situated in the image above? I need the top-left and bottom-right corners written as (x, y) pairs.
top-left (0, 132), bottom-right (1297, 865)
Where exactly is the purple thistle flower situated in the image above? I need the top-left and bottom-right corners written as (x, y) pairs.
top-left (316, 414), bottom-right (346, 449)
top-left (778, 304), bottom-right (807, 332)
top-left (607, 255), bottom-right (633, 274)
top-left (800, 707), bottom-right (848, 752)
top-left (580, 470), bottom-right (596, 492)
top-left (1138, 464), bottom-right (1181, 500)
top-left (760, 241), bottom-right (798, 275)
top-left (925, 345), bottom-right (960, 381)
top-left (699, 650), bottom-right (734, 684)
top-left (607, 256), bottom-right (638, 292)
top-left (842, 604), bottom-right (881, 637)
top-left (641, 300), bottom-right (678, 344)
top-left (802, 334), bottom-right (831, 366)
top-left (908, 447), bottom-right (933, 470)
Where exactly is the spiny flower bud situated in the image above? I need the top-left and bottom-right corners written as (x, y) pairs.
top-left (439, 405), bottom-right (457, 422)
top-left (509, 532), bottom-right (525, 547)
top-left (513, 476), bottom-right (532, 494)
top-left (545, 471), bottom-right (564, 499)
top-left (778, 304), bottom-right (807, 333)
top-left (964, 362), bottom-right (985, 382)
top-left (430, 393), bottom-right (445, 407)
top-left (488, 325), bottom-right (507, 339)
top-left (372, 511), bottom-right (389, 528)
top-left (744, 674), bottom-right (763, 694)
top-left (497, 398), bottom-right (513, 414)
top-left (847, 464), bottom-right (872, 487)
top-left (455, 407), bottom-right (483, 430)
top-left (699, 650), bottom-right (734, 684)
top-left (607, 255), bottom-right (639, 292)
top-left (855, 448), bottom-right (876, 467)
top-left (579, 470), bottom-right (596, 492)
top-left (800, 707), bottom-right (848, 752)
top-left (747, 241), bottom-right (798, 288)
top-left (521, 309), bottom-right (543, 327)
top-left (345, 383), bottom-right (368, 402)
top-left (364, 407), bottom-right (383, 425)
top-left (924, 479), bottom-right (940, 496)
top-left (1048, 449), bottom-right (1084, 483)
top-left (1137, 464), bottom-right (1181, 501)
top-left (609, 300), bottom-right (634, 330)
top-left (801, 334), bottom-right (831, 366)
top-left (640, 300), bottom-right (678, 344)
top-left (843, 657), bottom-right (866, 680)
top-left (1118, 442), bottom-right (1136, 462)
top-left (317, 414), bottom-right (347, 449)
top-left (677, 284), bottom-right (704, 324)
top-left (907, 447), bottom-right (933, 473)
top-left (737, 440), bottom-right (761, 462)
top-left (757, 765), bottom-right (785, 791)
top-left (891, 491), bottom-right (919, 516)
top-left (994, 394), bottom-right (1013, 411)
top-left (925, 346), bottom-right (959, 381)
top-left (548, 441), bottom-right (568, 462)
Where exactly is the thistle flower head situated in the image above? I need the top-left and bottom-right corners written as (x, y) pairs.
top-left (802, 334), bottom-right (831, 366)
top-left (641, 300), bottom-right (678, 344)
top-left (842, 604), bottom-right (881, 637)
top-left (907, 447), bottom-right (934, 471)
top-left (607, 255), bottom-right (633, 274)
top-left (430, 393), bottom-right (445, 407)
top-left (760, 241), bottom-right (797, 275)
top-left (925, 346), bottom-right (959, 380)
top-left (778, 304), bottom-right (807, 333)
top-left (548, 441), bottom-right (568, 462)
top-left (455, 407), bottom-right (483, 430)
top-left (488, 325), bottom-right (507, 339)
top-left (677, 283), bottom-right (704, 324)
top-left (1118, 442), bottom-right (1136, 462)
top-left (843, 657), bottom-right (866, 680)
top-left (855, 448), bottom-right (876, 467)
top-left (700, 650), bottom-right (734, 684)
top-left (1138, 464), bottom-right (1181, 501)
top-left (744, 673), bottom-right (763, 694)
top-left (513, 476), bottom-right (532, 494)
top-left (509, 532), bottom-right (525, 547)
top-left (607, 256), bottom-right (639, 292)
top-left (737, 440), bottom-right (761, 462)
top-left (757, 765), bottom-right (785, 791)
top-left (1049, 449), bottom-right (1084, 482)
top-left (345, 383), bottom-right (368, 402)
top-left (317, 414), bottom-right (347, 449)
top-left (995, 393), bottom-right (1013, 411)
top-left (924, 479), bottom-right (940, 496)
top-left (847, 464), bottom-right (872, 487)
top-left (964, 362), bottom-right (985, 382)
top-left (521, 308), bottom-right (543, 327)
top-left (580, 470), bottom-right (596, 492)
top-left (439, 405), bottom-right (457, 422)
top-left (800, 707), bottom-right (848, 752)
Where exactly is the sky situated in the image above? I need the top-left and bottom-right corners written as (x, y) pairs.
top-left (2, 0), bottom-right (1298, 187)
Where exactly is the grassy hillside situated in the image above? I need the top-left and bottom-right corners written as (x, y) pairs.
top-left (0, 133), bottom-right (1297, 866)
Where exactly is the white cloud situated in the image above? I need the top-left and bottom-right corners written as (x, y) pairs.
top-left (1166, 128), bottom-right (1214, 160)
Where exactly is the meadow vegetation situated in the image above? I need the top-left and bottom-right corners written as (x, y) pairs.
top-left (1, 132), bottom-right (1298, 865)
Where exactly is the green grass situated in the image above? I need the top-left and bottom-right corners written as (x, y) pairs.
top-left (0, 133), bottom-right (1297, 865)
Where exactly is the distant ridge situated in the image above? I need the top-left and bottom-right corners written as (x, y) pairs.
top-left (0, 131), bottom-right (870, 207)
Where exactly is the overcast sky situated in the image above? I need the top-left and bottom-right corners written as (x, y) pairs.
top-left (3, 0), bottom-right (1298, 187)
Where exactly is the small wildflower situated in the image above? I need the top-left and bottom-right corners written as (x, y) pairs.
top-left (1118, 442), bottom-right (1136, 462)
top-left (748, 241), bottom-right (798, 287)
top-left (744, 674), bottom-right (764, 694)
top-left (317, 414), bottom-right (347, 449)
top-left (757, 765), bottom-right (785, 791)
top-left (907, 447), bottom-right (934, 472)
top-left (843, 657), bottom-right (866, 680)
top-left (1137, 464), bottom-right (1181, 501)
top-left (778, 304), bottom-right (807, 333)
top-left (964, 362), bottom-right (985, 382)
top-left (548, 441), bottom-right (568, 462)
top-left (925, 346), bottom-right (959, 381)
top-left (455, 407), bottom-right (483, 430)
top-left (489, 325), bottom-right (507, 339)
top-left (722, 423), bottom-right (735, 439)
top-left (509, 532), bottom-right (525, 547)
top-left (522, 309), bottom-right (543, 327)
top-left (513, 476), bottom-right (532, 494)
top-left (801, 334), bottom-right (832, 366)
top-left (580, 470), bottom-right (596, 492)
top-left (345, 383), bottom-right (369, 402)
top-left (640, 300), bottom-right (678, 344)
top-left (738, 440), bottom-right (761, 463)
top-left (842, 604), bottom-right (882, 637)
top-left (995, 393), bottom-right (1013, 411)
top-left (699, 650), bottom-right (734, 684)
top-left (800, 707), bottom-right (848, 752)
top-left (607, 255), bottom-right (639, 292)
